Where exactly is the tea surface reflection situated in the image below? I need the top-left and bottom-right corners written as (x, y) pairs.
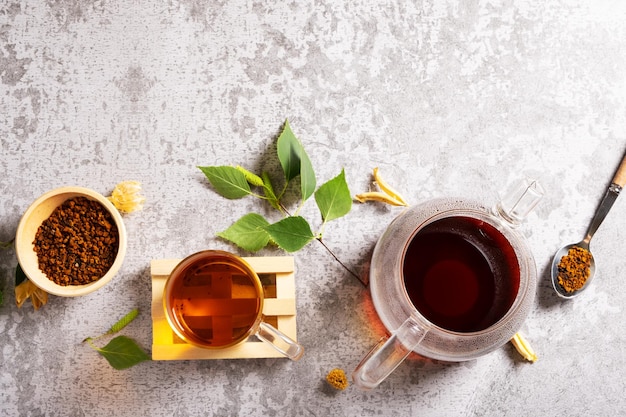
top-left (403, 216), bottom-right (520, 333)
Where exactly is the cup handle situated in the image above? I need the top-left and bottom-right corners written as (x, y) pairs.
top-left (255, 321), bottom-right (304, 361)
top-left (352, 315), bottom-right (428, 389)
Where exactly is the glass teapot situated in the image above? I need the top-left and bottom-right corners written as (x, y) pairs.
top-left (353, 179), bottom-right (543, 389)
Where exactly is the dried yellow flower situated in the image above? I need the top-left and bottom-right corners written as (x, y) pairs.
top-left (108, 181), bottom-right (146, 213)
top-left (15, 279), bottom-right (48, 310)
top-left (373, 167), bottom-right (408, 206)
top-left (355, 168), bottom-right (408, 207)
top-left (510, 332), bottom-right (537, 363)
top-left (326, 368), bottom-right (349, 390)
top-left (355, 191), bottom-right (407, 206)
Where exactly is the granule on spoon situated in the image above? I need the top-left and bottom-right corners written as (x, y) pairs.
top-left (556, 246), bottom-right (592, 293)
top-left (33, 197), bottom-right (119, 286)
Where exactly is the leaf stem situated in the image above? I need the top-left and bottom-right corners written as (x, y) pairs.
top-left (315, 237), bottom-right (367, 287)
top-left (278, 182), bottom-right (289, 202)
top-left (83, 337), bottom-right (101, 352)
top-left (279, 203), bottom-right (292, 217)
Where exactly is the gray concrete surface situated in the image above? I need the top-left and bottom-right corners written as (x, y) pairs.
top-left (2, 1), bottom-right (626, 416)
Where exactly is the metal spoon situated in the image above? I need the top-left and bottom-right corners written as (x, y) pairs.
top-left (551, 151), bottom-right (626, 299)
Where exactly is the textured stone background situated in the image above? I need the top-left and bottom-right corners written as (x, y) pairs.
top-left (2, 0), bottom-right (626, 416)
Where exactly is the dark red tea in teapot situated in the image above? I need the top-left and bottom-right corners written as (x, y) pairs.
top-left (402, 216), bottom-right (520, 333)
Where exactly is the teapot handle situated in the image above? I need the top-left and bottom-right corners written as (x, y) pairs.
top-left (352, 315), bottom-right (429, 389)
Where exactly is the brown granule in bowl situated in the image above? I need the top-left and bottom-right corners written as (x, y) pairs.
top-left (33, 196), bottom-right (119, 286)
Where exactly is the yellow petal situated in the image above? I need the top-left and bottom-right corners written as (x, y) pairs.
top-left (511, 332), bottom-right (537, 363)
top-left (355, 191), bottom-right (407, 206)
top-left (30, 287), bottom-right (49, 310)
top-left (15, 279), bottom-right (48, 310)
top-left (373, 167), bottom-right (408, 206)
top-left (108, 180), bottom-right (146, 213)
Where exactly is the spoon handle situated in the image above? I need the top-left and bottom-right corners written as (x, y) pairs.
top-left (583, 150), bottom-right (626, 243)
top-left (584, 187), bottom-right (619, 244)
top-left (612, 150), bottom-right (626, 187)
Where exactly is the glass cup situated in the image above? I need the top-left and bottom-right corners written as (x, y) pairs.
top-left (163, 250), bottom-right (304, 360)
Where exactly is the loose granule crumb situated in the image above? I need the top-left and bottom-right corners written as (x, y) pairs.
top-left (33, 196), bottom-right (119, 286)
top-left (326, 368), bottom-right (349, 390)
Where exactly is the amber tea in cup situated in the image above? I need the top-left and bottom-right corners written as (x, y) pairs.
top-left (163, 250), bottom-right (304, 359)
top-left (402, 216), bottom-right (520, 333)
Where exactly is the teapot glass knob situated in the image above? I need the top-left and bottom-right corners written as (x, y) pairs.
top-left (494, 178), bottom-right (544, 226)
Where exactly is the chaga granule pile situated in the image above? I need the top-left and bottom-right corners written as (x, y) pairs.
top-left (33, 197), bottom-right (119, 286)
top-left (556, 245), bottom-right (592, 293)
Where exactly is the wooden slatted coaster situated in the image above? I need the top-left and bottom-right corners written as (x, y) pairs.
top-left (150, 256), bottom-right (297, 360)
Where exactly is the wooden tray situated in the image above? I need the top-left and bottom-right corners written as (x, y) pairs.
top-left (150, 256), bottom-right (297, 360)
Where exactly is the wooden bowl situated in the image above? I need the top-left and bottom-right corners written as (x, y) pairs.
top-left (15, 186), bottom-right (127, 297)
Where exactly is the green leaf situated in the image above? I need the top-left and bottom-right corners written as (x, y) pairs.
top-left (198, 166), bottom-right (252, 199)
top-left (217, 213), bottom-right (271, 252)
top-left (107, 309), bottom-right (139, 335)
top-left (299, 147), bottom-right (316, 202)
top-left (235, 165), bottom-right (264, 187)
top-left (261, 172), bottom-right (281, 211)
top-left (277, 120), bottom-right (301, 182)
top-left (276, 120), bottom-right (316, 201)
top-left (264, 216), bottom-right (316, 252)
top-left (315, 169), bottom-right (353, 223)
top-left (15, 263), bottom-right (27, 286)
top-left (96, 335), bottom-right (150, 370)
